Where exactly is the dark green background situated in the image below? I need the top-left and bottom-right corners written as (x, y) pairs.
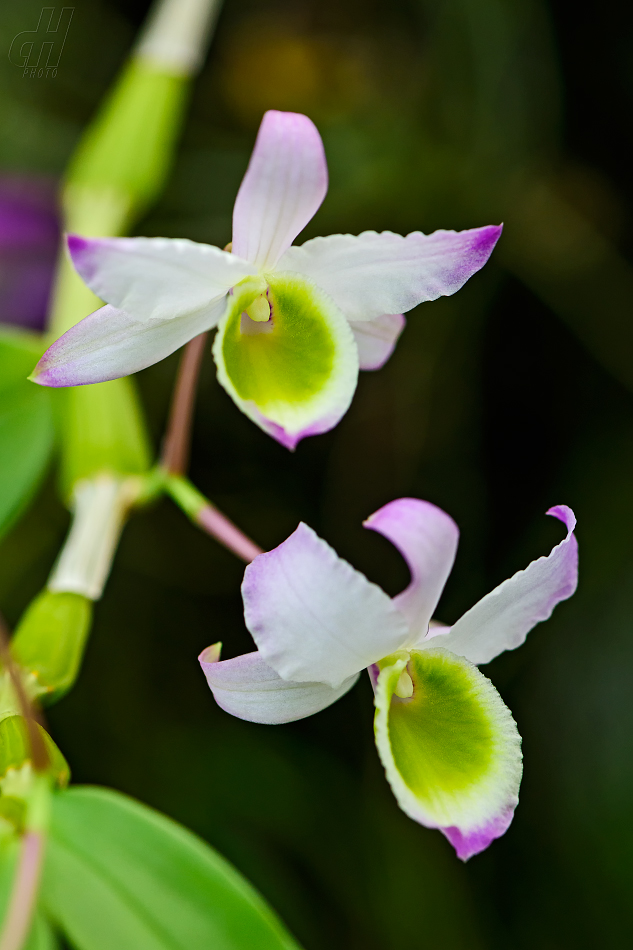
top-left (2, 0), bottom-right (633, 946)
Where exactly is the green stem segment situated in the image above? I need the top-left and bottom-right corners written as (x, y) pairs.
top-left (164, 475), bottom-right (264, 563)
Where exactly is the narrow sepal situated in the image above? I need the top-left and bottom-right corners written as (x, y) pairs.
top-left (278, 226), bottom-right (502, 322)
top-left (428, 506), bottom-right (578, 664)
top-left (199, 645), bottom-right (358, 724)
top-left (32, 301), bottom-right (225, 387)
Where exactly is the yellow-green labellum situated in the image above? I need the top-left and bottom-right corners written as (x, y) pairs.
top-left (213, 272), bottom-right (358, 448)
top-left (374, 649), bottom-right (522, 831)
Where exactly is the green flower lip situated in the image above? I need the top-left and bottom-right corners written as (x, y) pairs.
top-left (214, 270), bottom-right (359, 449)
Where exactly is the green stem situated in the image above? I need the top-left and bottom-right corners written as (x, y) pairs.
top-left (164, 474), bottom-right (264, 563)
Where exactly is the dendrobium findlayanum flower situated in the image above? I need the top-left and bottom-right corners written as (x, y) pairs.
top-left (32, 111), bottom-right (502, 448)
top-left (199, 499), bottom-right (578, 860)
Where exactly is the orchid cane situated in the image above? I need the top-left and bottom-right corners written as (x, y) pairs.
top-left (199, 498), bottom-right (578, 860)
top-left (32, 111), bottom-right (502, 449)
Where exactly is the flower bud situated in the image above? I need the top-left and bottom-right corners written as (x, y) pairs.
top-left (11, 591), bottom-right (92, 704)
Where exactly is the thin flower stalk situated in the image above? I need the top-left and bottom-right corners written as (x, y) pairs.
top-left (164, 475), bottom-right (263, 563)
top-left (161, 332), bottom-right (209, 475)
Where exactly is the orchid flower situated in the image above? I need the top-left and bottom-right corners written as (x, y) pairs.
top-left (32, 111), bottom-right (502, 448)
top-left (199, 498), bottom-right (578, 859)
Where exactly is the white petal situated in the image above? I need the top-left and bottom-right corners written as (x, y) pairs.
top-left (364, 498), bottom-right (459, 640)
top-left (199, 646), bottom-right (357, 725)
top-left (241, 523), bottom-right (409, 688)
top-left (232, 111), bottom-right (328, 269)
top-left (68, 235), bottom-right (256, 322)
top-left (32, 301), bottom-right (225, 386)
top-left (278, 226), bottom-right (502, 322)
top-left (427, 506), bottom-right (578, 664)
top-left (350, 314), bottom-right (406, 370)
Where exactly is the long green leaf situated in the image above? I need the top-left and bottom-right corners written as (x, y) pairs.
top-left (0, 328), bottom-right (54, 540)
top-left (41, 786), bottom-right (302, 950)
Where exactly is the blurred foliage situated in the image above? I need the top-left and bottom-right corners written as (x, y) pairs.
top-left (1, 0), bottom-right (633, 947)
top-left (41, 786), bottom-right (301, 950)
top-left (0, 330), bottom-right (53, 540)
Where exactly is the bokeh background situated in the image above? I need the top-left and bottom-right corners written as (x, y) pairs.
top-left (2, 0), bottom-right (633, 946)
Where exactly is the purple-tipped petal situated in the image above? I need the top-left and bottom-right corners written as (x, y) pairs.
top-left (32, 300), bottom-right (225, 386)
top-left (242, 523), bottom-right (408, 689)
top-left (199, 645), bottom-right (357, 724)
top-left (430, 506), bottom-right (578, 665)
top-left (250, 404), bottom-right (356, 451)
top-left (442, 808), bottom-right (515, 861)
top-left (364, 498), bottom-right (459, 640)
top-left (67, 234), bottom-right (255, 322)
top-left (232, 110), bottom-right (328, 269)
top-left (350, 314), bottom-right (406, 371)
top-left (278, 225), bottom-right (502, 322)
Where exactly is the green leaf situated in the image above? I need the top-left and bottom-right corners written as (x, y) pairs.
top-left (0, 328), bottom-right (55, 540)
top-left (41, 786), bottom-right (302, 950)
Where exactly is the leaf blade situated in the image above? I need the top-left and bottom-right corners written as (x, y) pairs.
top-left (42, 786), bottom-right (302, 950)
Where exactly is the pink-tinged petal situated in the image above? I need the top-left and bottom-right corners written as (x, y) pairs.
top-left (441, 808), bottom-right (515, 861)
top-left (364, 498), bottom-right (459, 641)
top-left (350, 314), bottom-right (406, 371)
top-left (31, 300), bottom-right (225, 386)
top-left (430, 506), bottom-right (578, 665)
top-left (232, 111), bottom-right (328, 269)
top-left (247, 403), bottom-right (356, 451)
top-left (373, 649), bottom-right (522, 862)
top-left (242, 523), bottom-right (408, 689)
top-left (278, 225), bottom-right (502, 322)
top-left (199, 646), bottom-right (357, 724)
top-left (68, 234), bottom-right (256, 322)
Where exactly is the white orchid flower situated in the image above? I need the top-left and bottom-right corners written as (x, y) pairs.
top-left (32, 111), bottom-right (501, 448)
top-left (199, 498), bottom-right (578, 859)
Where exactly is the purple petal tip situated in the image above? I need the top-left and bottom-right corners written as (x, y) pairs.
top-left (475, 223), bottom-right (503, 253)
top-left (256, 410), bottom-right (344, 451)
top-left (66, 233), bottom-right (89, 254)
top-left (442, 807), bottom-right (515, 861)
top-left (546, 504), bottom-right (576, 532)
